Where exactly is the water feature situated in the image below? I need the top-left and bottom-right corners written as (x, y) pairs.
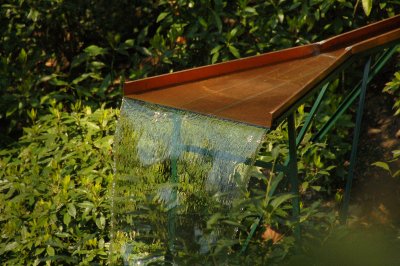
top-left (111, 98), bottom-right (267, 265)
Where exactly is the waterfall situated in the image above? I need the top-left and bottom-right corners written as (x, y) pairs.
top-left (111, 98), bottom-right (266, 265)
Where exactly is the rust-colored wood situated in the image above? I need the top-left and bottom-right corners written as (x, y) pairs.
top-left (319, 15), bottom-right (400, 52)
top-left (124, 44), bottom-right (318, 94)
top-left (124, 15), bottom-right (400, 128)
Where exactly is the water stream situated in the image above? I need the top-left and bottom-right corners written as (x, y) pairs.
top-left (111, 98), bottom-right (267, 265)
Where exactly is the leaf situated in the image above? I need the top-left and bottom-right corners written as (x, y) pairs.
top-left (157, 12), bottom-right (170, 23)
top-left (301, 181), bottom-right (309, 191)
top-left (67, 203), bottom-right (77, 218)
top-left (244, 7), bottom-right (257, 14)
top-left (222, 220), bottom-right (244, 228)
top-left (18, 49), bottom-right (27, 64)
top-left (210, 45), bottom-right (222, 55)
top-left (55, 232), bottom-right (71, 238)
top-left (49, 78), bottom-right (69, 86)
top-left (6, 106), bottom-right (17, 118)
top-left (124, 39), bottom-right (135, 47)
top-left (207, 213), bottom-right (223, 229)
top-left (392, 150), bottom-right (400, 158)
top-left (270, 193), bottom-right (295, 210)
top-left (96, 215), bottom-right (106, 229)
top-left (94, 135), bottom-right (114, 149)
top-left (210, 10), bottom-right (222, 32)
top-left (228, 45), bottom-right (240, 58)
top-left (393, 170), bottom-right (400, 178)
top-left (268, 172), bottom-right (283, 197)
top-left (63, 213), bottom-right (71, 226)
top-left (372, 161), bottom-right (390, 172)
top-left (84, 45), bottom-right (107, 57)
top-left (89, 61), bottom-right (106, 70)
top-left (35, 247), bottom-right (45, 256)
top-left (361, 0), bottom-right (373, 16)
top-left (71, 53), bottom-right (89, 68)
top-left (78, 201), bottom-right (95, 209)
top-left (198, 17), bottom-right (208, 29)
top-left (311, 185), bottom-right (322, 191)
top-left (72, 73), bottom-right (93, 85)
top-left (277, 10), bottom-right (284, 23)
top-left (138, 47), bottom-right (152, 56)
top-left (46, 246), bottom-right (55, 256)
top-left (4, 242), bottom-right (18, 252)
top-left (271, 146), bottom-right (281, 160)
top-left (211, 52), bottom-right (219, 64)
top-left (230, 27), bottom-right (239, 38)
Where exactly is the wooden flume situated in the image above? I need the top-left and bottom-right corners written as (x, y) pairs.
top-left (124, 15), bottom-right (400, 129)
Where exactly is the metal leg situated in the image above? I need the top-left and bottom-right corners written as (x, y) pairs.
top-left (240, 45), bottom-right (399, 252)
top-left (240, 217), bottom-right (260, 254)
top-left (241, 113), bottom-right (300, 254)
top-left (340, 57), bottom-right (372, 223)
top-left (288, 113), bottom-right (301, 239)
top-left (296, 83), bottom-right (329, 148)
top-left (313, 46), bottom-right (399, 142)
top-left (166, 116), bottom-right (181, 262)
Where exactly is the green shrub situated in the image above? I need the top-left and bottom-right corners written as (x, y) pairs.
top-left (0, 102), bottom-right (118, 265)
top-left (1, 1), bottom-right (399, 264)
top-left (1, 0), bottom-right (398, 145)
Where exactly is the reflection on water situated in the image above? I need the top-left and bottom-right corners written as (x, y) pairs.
top-left (111, 98), bottom-right (267, 265)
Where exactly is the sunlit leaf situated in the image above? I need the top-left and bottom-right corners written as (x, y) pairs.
top-left (361, 0), bottom-right (373, 16)
top-left (18, 49), bottom-right (27, 64)
top-left (67, 203), bottom-right (77, 218)
top-left (372, 161), bottom-right (390, 172)
top-left (270, 193), bottom-right (295, 209)
top-left (228, 45), bottom-right (240, 58)
top-left (157, 12), bottom-right (170, 23)
top-left (84, 45), bottom-right (108, 57)
top-left (47, 246), bottom-right (55, 257)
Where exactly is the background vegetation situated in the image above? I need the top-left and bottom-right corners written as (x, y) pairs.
top-left (1, 0), bottom-right (399, 264)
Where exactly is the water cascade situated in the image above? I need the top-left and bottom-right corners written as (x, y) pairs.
top-left (111, 98), bottom-right (267, 264)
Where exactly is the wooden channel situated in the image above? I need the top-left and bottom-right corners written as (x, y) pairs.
top-left (124, 15), bottom-right (400, 128)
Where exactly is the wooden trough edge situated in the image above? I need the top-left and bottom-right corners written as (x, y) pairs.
top-left (124, 14), bottom-right (400, 96)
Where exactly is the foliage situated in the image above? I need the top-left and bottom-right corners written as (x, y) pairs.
top-left (383, 60), bottom-right (400, 116)
top-left (372, 60), bottom-right (400, 177)
top-left (0, 103), bottom-right (118, 265)
top-left (1, 0), bottom-right (400, 264)
top-left (0, 0), bottom-right (141, 144)
top-left (1, 0), bottom-right (398, 146)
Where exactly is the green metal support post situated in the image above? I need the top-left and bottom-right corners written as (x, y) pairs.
top-left (313, 46), bottom-right (399, 142)
top-left (296, 83), bottom-right (329, 148)
top-left (340, 57), bottom-right (372, 223)
top-left (241, 113), bottom-right (302, 254)
top-left (240, 85), bottom-right (330, 253)
top-left (166, 116), bottom-right (181, 263)
top-left (287, 113), bottom-right (301, 239)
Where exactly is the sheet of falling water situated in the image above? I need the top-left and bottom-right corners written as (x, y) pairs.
top-left (111, 98), bottom-right (267, 265)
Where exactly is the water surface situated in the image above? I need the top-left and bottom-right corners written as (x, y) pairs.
top-left (111, 98), bottom-right (267, 265)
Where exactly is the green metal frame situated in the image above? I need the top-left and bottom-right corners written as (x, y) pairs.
top-left (166, 44), bottom-right (399, 258)
top-left (287, 113), bottom-right (300, 238)
top-left (240, 43), bottom-right (399, 253)
top-left (312, 46), bottom-right (399, 142)
top-left (281, 46), bottom-right (398, 227)
top-left (340, 56), bottom-right (371, 222)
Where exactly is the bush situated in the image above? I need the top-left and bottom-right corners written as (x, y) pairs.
top-left (0, 102), bottom-right (118, 265)
top-left (1, 0), bottom-right (399, 264)
top-left (1, 0), bottom-right (398, 145)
